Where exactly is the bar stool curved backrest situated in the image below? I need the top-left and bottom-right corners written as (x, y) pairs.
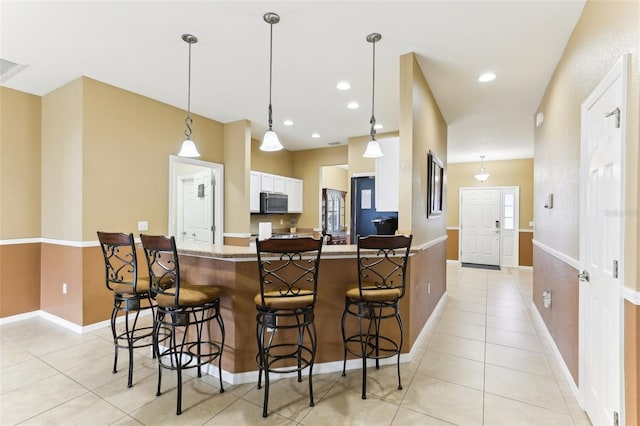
top-left (255, 237), bottom-right (323, 417)
top-left (341, 233), bottom-right (413, 399)
top-left (97, 231), bottom-right (155, 389)
top-left (140, 234), bottom-right (225, 415)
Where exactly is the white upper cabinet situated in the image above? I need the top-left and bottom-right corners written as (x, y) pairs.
top-left (285, 178), bottom-right (303, 213)
top-left (251, 171), bottom-right (303, 213)
top-left (250, 171), bottom-right (261, 213)
top-left (375, 137), bottom-right (400, 212)
top-left (273, 175), bottom-right (286, 194)
top-left (260, 173), bottom-right (274, 193)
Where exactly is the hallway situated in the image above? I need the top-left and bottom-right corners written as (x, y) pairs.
top-left (0, 264), bottom-right (590, 425)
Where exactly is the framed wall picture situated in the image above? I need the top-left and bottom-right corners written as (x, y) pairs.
top-left (427, 150), bottom-right (444, 217)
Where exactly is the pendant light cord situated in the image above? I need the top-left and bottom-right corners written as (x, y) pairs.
top-left (369, 37), bottom-right (377, 139)
top-left (185, 40), bottom-right (193, 138)
top-left (268, 20), bottom-right (274, 131)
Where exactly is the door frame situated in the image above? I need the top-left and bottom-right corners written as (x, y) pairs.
top-left (578, 54), bottom-right (628, 423)
top-left (458, 186), bottom-right (520, 267)
top-left (168, 155), bottom-right (224, 246)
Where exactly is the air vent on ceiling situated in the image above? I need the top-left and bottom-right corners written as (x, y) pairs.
top-left (327, 141), bottom-right (342, 146)
top-left (0, 58), bottom-right (27, 82)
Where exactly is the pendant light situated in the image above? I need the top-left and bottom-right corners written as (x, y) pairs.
top-left (178, 34), bottom-right (200, 157)
top-left (474, 155), bottom-right (490, 182)
top-left (363, 33), bottom-right (384, 158)
top-left (260, 12), bottom-right (284, 152)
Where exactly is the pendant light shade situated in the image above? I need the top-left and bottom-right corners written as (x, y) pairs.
top-left (363, 32), bottom-right (384, 159)
top-left (474, 155), bottom-right (490, 182)
top-left (178, 139), bottom-right (200, 157)
top-left (260, 12), bottom-right (283, 152)
top-left (178, 34), bottom-right (200, 158)
top-left (261, 130), bottom-right (282, 151)
top-left (363, 139), bottom-right (384, 158)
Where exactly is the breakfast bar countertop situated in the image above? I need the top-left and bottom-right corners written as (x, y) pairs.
top-left (176, 240), bottom-right (364, 261)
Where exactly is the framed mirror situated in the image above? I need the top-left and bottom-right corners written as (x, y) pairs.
top-left (427, 150), bottom-right (444, 218)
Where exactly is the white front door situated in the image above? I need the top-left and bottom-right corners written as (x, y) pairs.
top-left (179, 169), bottom-right (214, 243)
top-left (580, 55), bottom-right (626, 426)
top-left (460, 188), bottom-right (501, 266)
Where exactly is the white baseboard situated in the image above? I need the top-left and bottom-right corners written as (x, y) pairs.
top-left (3, 294), bottom-right (448, 386)
top-left (530, 302), bottom-right (583, 408)
top-left (0, 309), bottom-right (152, 334)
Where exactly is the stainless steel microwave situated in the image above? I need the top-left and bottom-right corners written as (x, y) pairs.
top-left (260, 192), bottom-right (288, 214)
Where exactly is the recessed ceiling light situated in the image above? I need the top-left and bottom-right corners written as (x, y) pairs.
top-left (336, 81), bottom-right (351, 90)
top-left (347, 102), bottom-right (359, 109)
top-left (283, 119), bottom-right (294, 126)
top-left (374, 123), bottom-right (383, 130)
top-left (312, 133), bottom-right (320, 138)
top-left (478, 72), bottom-right (496, 82)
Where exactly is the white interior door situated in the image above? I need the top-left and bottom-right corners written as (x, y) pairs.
top-left (580, 55), bottom-right (626, 426)
top-left (460, 188), bottom-right (501, 266)
top-left (179, 169), bottom-right (214, 243)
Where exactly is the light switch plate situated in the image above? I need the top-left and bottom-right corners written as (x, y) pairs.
top-left (138, 221), bottom-right (148, 231)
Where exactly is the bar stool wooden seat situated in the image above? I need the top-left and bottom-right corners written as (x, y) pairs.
top-left (254, 237), bottom-right (323, 417)
top-left (140, 234), bottom-right (225, 415)
top-left (97, 231), bottom-right (155, 388)
top-left (341, 234), bottom-right (412, 399)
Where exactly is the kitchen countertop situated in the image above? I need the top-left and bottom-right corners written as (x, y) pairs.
top-left (177, 240), bottom-right (362, 261)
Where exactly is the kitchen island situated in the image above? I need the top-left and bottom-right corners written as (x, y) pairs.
top-left (176, 238), bottom-right (446, 383)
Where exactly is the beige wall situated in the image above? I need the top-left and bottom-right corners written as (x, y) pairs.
top-left (534, 0), bottom-right (639, 291)
top-left (534, 1), bottom-right (639, 421)
top-left (223, 120), bottom-right (251, 237)
top-left (320, 166), bottom-right (348, 193)
top-left (0, 88), bottom-right (42, 317)
top-left (251, 138), bottom-right (293, 176)
top-left (446, 159), bottom-right (534, 230)
top-left (41, 79), bottom-right (83, 241)
top-left (0, 87), bottom-right (41, 239)
top-left (82, 77), bottom-right (225, 240)
top-left (398, 53), bottom-right (447, 245)
top-left (291, 146), bottom-right (348, 229)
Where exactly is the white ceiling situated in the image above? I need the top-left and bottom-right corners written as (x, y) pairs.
top-left (1, 1), bottom-right (585, 163)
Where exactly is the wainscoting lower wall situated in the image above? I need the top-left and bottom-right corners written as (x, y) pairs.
top-left (532, 244), bottom-right (579, 384)
top-left (0, 242), bottom-right (41, 318)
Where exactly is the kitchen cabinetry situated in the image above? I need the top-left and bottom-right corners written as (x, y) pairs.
top-left (250, 171), bottom-right (261, 213)
top-left (285, 178), bottom-right (303, 213)
top-left (251, 171), bottom-right (303, 214)
top-left (375, 137), bottom-right (399, 211)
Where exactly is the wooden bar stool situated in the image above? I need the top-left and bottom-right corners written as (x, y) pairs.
top-left (97, 231), bottom-right (155, 388)
top-left (341, 234), bottom-right (412, 399)
top-left (140, 234), bottom-right (225, 415)
top-left (254, 237), bottom-right (323, 417)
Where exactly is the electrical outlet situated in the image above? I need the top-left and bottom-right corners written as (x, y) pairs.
top-left (62, 283), bottom-right (67, 294)
top-left (138, 221), bottom-right (148, 231)
top-left (427, 282), bottom-right (431, 294)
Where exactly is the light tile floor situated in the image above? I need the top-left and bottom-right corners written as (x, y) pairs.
top-left (0, 264), bottom-right (592, 425)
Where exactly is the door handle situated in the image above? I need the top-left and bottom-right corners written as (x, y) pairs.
top-left (579, 270), bottom-right (590, 282)
top-left (605, 107), bottom-right (620, 128)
